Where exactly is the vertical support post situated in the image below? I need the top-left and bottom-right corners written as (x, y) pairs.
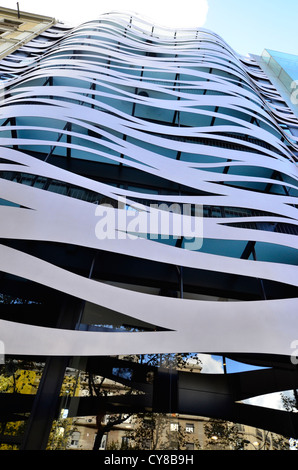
top-left (20, 356), bottom-right (70, 450)
top-left (20, 296), bottom-right (83, 450)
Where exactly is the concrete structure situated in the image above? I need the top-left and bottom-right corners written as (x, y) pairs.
top-left (0, 6), bottom-right (56, 60)
top-left (0, 12), bottom-right (297, 449)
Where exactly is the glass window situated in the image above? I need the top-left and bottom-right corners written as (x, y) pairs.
top-left (186, 442), bottom-right (194, 450)
top-left (186, 423), bottom-right (194, 433)
top-left (70, 431), bottom-right (80, 447)
top-left (170, 422), bottom-right (179, 432)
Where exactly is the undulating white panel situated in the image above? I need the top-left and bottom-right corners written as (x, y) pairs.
top-left (0, 12), bottom-right (297, 358)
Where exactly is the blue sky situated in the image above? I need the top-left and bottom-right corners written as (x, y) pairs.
top-left (204, 0), bottom-right (298, 56)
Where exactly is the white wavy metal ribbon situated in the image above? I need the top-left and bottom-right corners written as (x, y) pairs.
top-left (0, 13), bottom-right (297, 357)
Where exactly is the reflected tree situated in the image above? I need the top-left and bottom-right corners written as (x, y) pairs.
top-left (91, 353), bottom-right (201, 450)
top-left (204, 418), bottom-right (246, 450)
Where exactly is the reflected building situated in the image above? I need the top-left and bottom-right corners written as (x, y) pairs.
top-left (260, 49), bottom-right (298, 108)
top-left (0, 6), bottom-right (56, 60)
top-left (69, 414), bottom-right (289, 451)
top-left (0, 8), bottom-right (298, 450)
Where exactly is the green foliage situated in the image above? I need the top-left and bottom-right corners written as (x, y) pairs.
top-left (139, 353), bottom-right (201, 371)
top-left (204, 419), bottom-right (246, 450)
top-left (91, 353), bottom-right (201, 450)
top-left (0, 359), bottom-right (44, 449)
top-left (47, 418), bottom-right (76, 450)
top-left (281, 391), bottom-right (298, 413)
top-left (126, 413), bottom-right (200, 450)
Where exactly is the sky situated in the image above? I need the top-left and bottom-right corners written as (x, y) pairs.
top-left (1, 0), bottom-right (298, 56)
top-left (1, 0), bottom-right (297, 417)
top-left (197, 354), bottom-right (292, 413)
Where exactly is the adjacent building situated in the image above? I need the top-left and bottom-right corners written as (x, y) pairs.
top-left (0, 6), bottom-right (56, 61)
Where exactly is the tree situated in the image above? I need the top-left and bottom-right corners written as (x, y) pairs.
top-left (281, 389), bottom-right (298, 413)
top-left (87, 360), bottom-right (139, 451)
top-left (204, 419), bottom-right (246, 450)
top-left (126, 412), bottom-right (200, 450)
top-left (125, 413), bottom-right (168, 450)
top-left (93, 412), bottom-right (133, 451)
top-left (46, 417), bottom-right (75, 450)
top-left (90, 353), bottom-right (201, 450)
top-left (281, 390), bottom-right (298, 450)
top-left (0, 359), bottom-right (43, 449)
top-left (0, 358), bottom-right (80, 450)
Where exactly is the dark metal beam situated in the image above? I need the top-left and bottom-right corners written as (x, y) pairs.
top-left (19, 297), bottom-right (83, 450)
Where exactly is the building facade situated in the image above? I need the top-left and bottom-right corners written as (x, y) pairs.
top-left (0, 6), bottom-right (56, 61)
top-left (0, 11), bottom-right (297, 450)
top-left (69, 414), bottom-right (289, 451)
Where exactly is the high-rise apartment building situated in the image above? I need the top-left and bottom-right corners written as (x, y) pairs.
top-left (0, 10), bottom-right (297, 450)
